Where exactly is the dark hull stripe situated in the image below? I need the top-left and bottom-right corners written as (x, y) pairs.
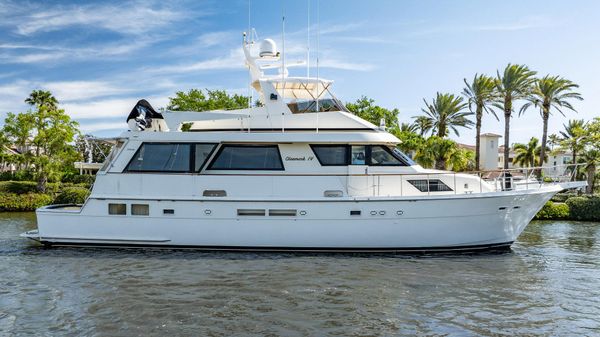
top-left (38, 241), bottom-right (514, 254)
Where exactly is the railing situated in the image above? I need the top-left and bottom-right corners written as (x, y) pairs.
top-left (346, 163), bottom-right (586, 197)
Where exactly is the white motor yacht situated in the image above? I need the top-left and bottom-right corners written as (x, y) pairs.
top-left (21, 34), bottom-right (586, 252)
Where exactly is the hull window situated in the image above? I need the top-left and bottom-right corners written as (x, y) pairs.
top-left (268, 209), bottom-right (297, 216)
top-left (237, 209), bottom-right (266, 216)
top-left (131, 204), bottom-right (149, 216)
top-left (208, 145), bottom-right (283, 170)
top-left (108, 203), bottom-right (126, 215)
top-left (408, 179), bottom-right (453, 192)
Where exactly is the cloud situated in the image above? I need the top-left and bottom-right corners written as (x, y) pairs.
top-left (319, 59), bottom-right (375, 71)
top-left (12, 2), bottom-right (188, 36)
top-left (64, 94), bottom-right (169, 121)
top-left (0, 38), bottom-right (162, 64)
top-left (149, 48), bottom-right (245, 74)
top-left (79, 120), bottom-right (129, 133)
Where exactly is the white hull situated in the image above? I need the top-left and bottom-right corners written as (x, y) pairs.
top-left (23, 184), bottom-right (573, 252)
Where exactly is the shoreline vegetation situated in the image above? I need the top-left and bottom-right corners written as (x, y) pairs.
top-left (1, 64), bottom-right (599, 219)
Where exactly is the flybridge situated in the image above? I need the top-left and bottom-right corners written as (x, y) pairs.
top-left (126, 31), bottom-right (373, 133)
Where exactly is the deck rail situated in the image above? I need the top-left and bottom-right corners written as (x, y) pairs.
top-left (356, 163), bottom-right (586, 197)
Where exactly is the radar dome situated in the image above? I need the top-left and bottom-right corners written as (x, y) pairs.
top-left (259, 39), bottom-right (277, 57)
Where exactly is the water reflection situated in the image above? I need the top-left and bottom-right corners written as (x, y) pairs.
top-left (1, 215), bottom-right (599, 336)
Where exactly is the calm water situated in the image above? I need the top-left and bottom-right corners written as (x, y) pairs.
top-left (1, 213), bottom-right (599, 337)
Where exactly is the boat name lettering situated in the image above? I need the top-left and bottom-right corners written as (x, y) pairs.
top-left (285, 156), bottom-right (313, 161)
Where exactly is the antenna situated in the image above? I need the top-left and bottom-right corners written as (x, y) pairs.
top-left (281, 0), bottom-right (286, 133)
top-left (307, 0), bottom-right (310, 78)
top-left (316, 0), bottom-right (320, 133)
top-left (247, 0), bottom-right (252, 109)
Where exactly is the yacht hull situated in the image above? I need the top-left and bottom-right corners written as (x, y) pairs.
top-left (23, 184), bottom-right (571, 253)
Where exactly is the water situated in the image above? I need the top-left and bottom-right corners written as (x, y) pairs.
top-left (1, 213), bottom-right (599, 337)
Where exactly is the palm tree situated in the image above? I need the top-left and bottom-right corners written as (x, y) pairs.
top-left (462, 74), bottom-right (498, 170)
top-left (581, 149), bottom-right (599, 194)
top-left (521, 75), bottom-right (583, 168)
top-left (412, 116), bottom-right (433, 136)
top-left (559, 119), bottom-right (587, 172)
top-left (400, 122), bottom-right (418, 133)
top-left (417, 92), bottom-right (472, 138)
top-left (513, 137), bottom-right (547, 168)
top-left (25, 90), bottom-right (58, 110)
top-left (494, 64), bottom-right (537, 169)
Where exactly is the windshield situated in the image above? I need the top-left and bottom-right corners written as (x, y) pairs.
top-left (287, 98), bottom-right (348, 114)
top-left (391, 147), bottom-right (416, 166)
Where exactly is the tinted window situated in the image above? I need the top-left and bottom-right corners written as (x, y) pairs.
top-left (370, 146), bottom-right (403, 166)
top-left (209, 145), bottom-right (283, 170)
top-left (408, 179), bottom-right (453, 192)
top-left (195, 144), bottom-right (216, 171)
top-left (311, 145), bottom-right (348, 166)
top-left (131, 204), bottom-right (149, 216)
top-left (127, 143), bottom-right (191, 172)
top-left (351, 146), bottom-right (366, 165)
top-left (108, 203), bottom-right (126, 215)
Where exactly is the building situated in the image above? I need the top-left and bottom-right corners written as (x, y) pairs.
top-left (460, 133), bottom-right (572, 178)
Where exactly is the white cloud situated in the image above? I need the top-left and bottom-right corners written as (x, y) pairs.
top-left (64, 95), bottom-right (170, 120)
top-left (149, 48), bottom-right (245, 74)
top-left (43, 81), bottom-right (133, 102)
top-left (14, 2), bottom-right (187, 36)
top-left (79, 120), bottom-right (129, 133)
top-left (0, 38), bottom-right (160, 64)
top-left (319, 59), bottom-right (375, 71)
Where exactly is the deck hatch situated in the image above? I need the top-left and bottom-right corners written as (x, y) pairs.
top-left (237, 209), bottom-right (266, 216)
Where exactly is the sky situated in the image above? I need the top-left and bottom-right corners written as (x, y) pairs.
top-left (0, 0), bottom-right (599, 145)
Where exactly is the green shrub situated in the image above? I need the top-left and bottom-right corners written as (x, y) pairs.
top-left (566, 196), bottom-right (600, 221)
top-left (551, 192), bottom-right (577, 203)
top-left (53, 187), bottom-right (90, 205)
top-left (535, 201), bottom-right (570, 220)
top-left (0, 170), bottom-right (34, 182)
top-left (0, 181), bottom-right (38, 194)
top-left (0, 193), bottom-right (53, 211)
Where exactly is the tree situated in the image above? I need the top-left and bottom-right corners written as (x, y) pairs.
top-left (581, 149), bottom-right (600, 194)
top-left (25, 90), bottom-right (58, 110)
top-left (513, 137), bottom-right (547, 168)
top-left (494, 64), bottom-right (537, 169)
top-left (462, 74), bottom-right (498, 170)
top-left (558, 119), bottom-right (587, 176)
top-left (167, 89), bottom-right (251, 112)
top-left (583, 117), bottom-right (600, 193)
top-left (393, 130), bottom-right (425, 158)
top-left (521, 75), bottom-right (582, 168)
top-left (415, 136), bottom-right (463, 170)
top-left (4, 91), bottom-right (80, 191)
top-left (412, 115), bottom-right (433, 136)
top-left (30, 106), bottom-right (80, 191)
top-left (400, 122), bottom-right (418, 133)
top-left (1, 112), bottom-right (34, 170)
top-left (346, 96), bottom-right (399, 130)
top-left (418, 92), bottom-right (472, 138)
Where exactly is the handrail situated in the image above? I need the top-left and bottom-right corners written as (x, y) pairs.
top-left (343, 163), bottom-right (586, 197)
